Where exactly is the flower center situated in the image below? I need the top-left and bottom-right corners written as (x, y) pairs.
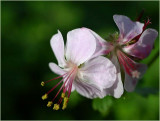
top-left (41, 62), bottom-right (78, 110)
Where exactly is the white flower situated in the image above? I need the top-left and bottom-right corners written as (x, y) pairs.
top-left (41, 28), bottom-right (117, 110)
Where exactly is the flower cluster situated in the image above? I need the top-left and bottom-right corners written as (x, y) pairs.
top-left (41, 15), bottom-right (158, 110)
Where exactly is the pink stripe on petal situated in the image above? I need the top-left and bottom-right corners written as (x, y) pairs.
top-left (113, 15), bottom-right (144, 45)
top-left (123, 29), bottom-right (158, 59)
top-left (117, 51), bottom-right (147, 92)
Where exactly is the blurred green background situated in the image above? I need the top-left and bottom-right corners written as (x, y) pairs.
top-left (1, 1), bottom-right (159, 120)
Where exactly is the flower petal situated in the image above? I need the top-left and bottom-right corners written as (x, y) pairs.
top-left (49, 62), bottom-right (66, 75)
top-left (65, 28), bottom-right (96, 66)
top-left (50, 30), bottom-right (66, 67)
top-left (117, 51), bottom-right (147, 92)
top-left (124, 62), bottom-right (147, 92)
top-left (106, 55), bottom-right (124, 98)
top-left (79, 56), bottom-right (117, 91)
top-left (122, 29), bottom-right (158, 59)
top-left (73, 77), bottom-right (106, 99)
top-left (88, 29), bottom-right (113, 59)
top-left (71, 85), bottom-right (75, 92)
top-left (113, 15), bottom-right (144, 44)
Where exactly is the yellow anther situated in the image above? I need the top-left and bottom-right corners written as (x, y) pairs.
top-left (61, 93), bottom-right (65, 98)
top-left (47, 101), bottom-right (53, 107)
top-left (62, 97), bottom-right (68, 110)
top-left (64, 97), bottom-right (68, 103)
top-left (62, 103), bottom-right (67, 110)
top-left (53, 104), bottom-right (60, 110)
top-left (41, 81), bottom-right (45, 86)
top-left (42, 94), bottom-right (48, 100)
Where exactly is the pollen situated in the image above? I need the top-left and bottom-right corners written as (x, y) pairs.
top-left (61, 92), bottom-right (65, 98)
top-left (64, 97), bottom-right (68, 103)
top-left (47, 101), bottom-right (53, 107)
top-left (62, 103), bottom-right (67, 110)
top-left (62, 97), bottom-right (68, 110)
top-left (41, 81), bottom-right (45, 86)
top-left (42, 94), bottom-right (48, 100)
top-left (53, 104), bottom-right (60, 110)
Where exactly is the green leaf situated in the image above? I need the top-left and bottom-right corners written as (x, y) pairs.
top-left (143, 57), bottom-right (159, 88)
top-left (92, 96), bottom-right (113, 116)
top-left (68, 91), bottom-right (84, 108)
top-left (113, 93), bottom-right (159, 120)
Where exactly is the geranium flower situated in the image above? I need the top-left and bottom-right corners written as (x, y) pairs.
top-left (41, 28), bottom-right (117, 110)
top-left (89, 15), bottom-right (158, 92)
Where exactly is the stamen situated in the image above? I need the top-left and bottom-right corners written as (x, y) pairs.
top-left (117, 51), bottom-right (132, 76)
top-left (136, 9), bottom-right (144, 21)
top-left (42, 64), bottom-right (77, 110)
top-left (47, 101), bottom-right (53, 107)
top-left (41, 81), bottom-right (45, 86)
top-left (46, 74), bottom-right (68, 95)
top-left (51, 67), bottom-right (76, 102)
top-left (42, 94), bottom-right (48, 100)
top-left (67, 77), bottom-right (75, 98)
top-left (64, 97), bottom-right (69, 103)
top-left (61, 92), bottom-right (65, 98)
top-left (117, 51), bottom-right (140, 78)
top-left (62, 102), bottom-right (67, 110)
top-left (53, 104), bottom-right (60, 110)
top-left (58, 97), bottom-right (63, 104)
top-left (62, 97), bottom-right (68, 110)
top-left (119, 51), bottom-right (135, 70)
top-left (133, 18), bottom-right (151, 42)
top-left (41, 72), bottom-right (69, 85)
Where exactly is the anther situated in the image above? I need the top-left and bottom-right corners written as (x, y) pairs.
top-left (62, 103), bottom-right (67, 110)
top-left (47, 101), bottom-right (53, 107)
top-left (64, 97), bottom-right (68, 103)
top-left (61, 92), bottom-right (65, 98)
top-left (42, 94), bottom-right (48, 100)
top-left (62, 97), bottom-right (69, 110)
top-left (53, 104), bottom-right (60, 110)
top-left (41, 81), bottom-right (45, 86)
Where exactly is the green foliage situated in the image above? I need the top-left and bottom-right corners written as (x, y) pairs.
top-left (92, 96), bottom-right (113, 116)
top-left (143, 57), bottom-right (159, 88)
top-left (113, 93), bottom-right (159, 120)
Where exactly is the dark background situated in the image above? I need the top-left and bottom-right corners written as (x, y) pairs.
top-left (1, 1), bottom-right (159, 120)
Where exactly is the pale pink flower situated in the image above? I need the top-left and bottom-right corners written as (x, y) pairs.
top-left (41, 28), bottom-right (117, 110)
top-left (89, 15), bottom-right (158, 92)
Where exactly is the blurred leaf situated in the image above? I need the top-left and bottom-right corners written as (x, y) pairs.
top-left (92, 96), bottom-right (113, 116)
top-left (68, 91), bottom-right (84, 108)
top-left (143, 57), bottom-right (159, 88)
top-left (113, 93), bottom-right (159, 120)
top-left (135, 87), bottom-right (158, 97)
